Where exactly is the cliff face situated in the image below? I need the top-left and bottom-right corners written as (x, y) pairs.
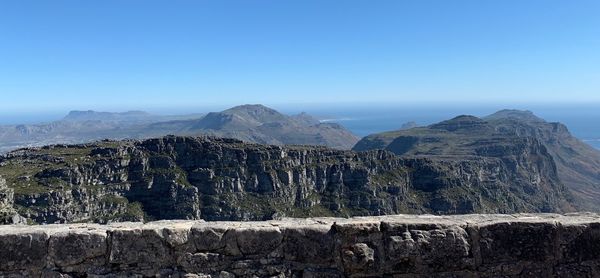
top-left (2, 213), bottom-right (600, 277)
top-left (0, 175), bottom-right (25, 224)
top-left (354, 111), bottom-right (595, 211)
top-left (485, 110), bottom-right (600, 211)
top-left (0, 136), bottom-right (572, 224)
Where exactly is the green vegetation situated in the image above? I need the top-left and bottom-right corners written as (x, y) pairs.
top-left (124, 202), bottom-right (146, 221)
top-left (370, 169), bottom-right (408, 186)
top-left (100, 194), bottom-right (129, 205)
top-left (81, 201), bottom-right (145, 224)
top-left (0, 161), bottom-right (48, 194)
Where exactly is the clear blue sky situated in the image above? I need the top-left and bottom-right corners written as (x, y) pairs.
top-left (1, 0), bottom-right (599, 113)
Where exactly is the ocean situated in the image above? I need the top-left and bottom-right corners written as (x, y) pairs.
top-left (283, 104), bottom-right (600, 150)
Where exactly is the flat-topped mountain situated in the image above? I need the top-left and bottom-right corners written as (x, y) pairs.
top-left (0, 104), bottom-right (359, 152)
top-left (0, 135), bottom-right (572, 224)
top-left (354, 109), bottom-right (600, 211)
top-left (62, 110), bottom-right (156, 123)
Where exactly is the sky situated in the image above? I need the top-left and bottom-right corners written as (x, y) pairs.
top-left (1, 0), bottom-right (600, 114)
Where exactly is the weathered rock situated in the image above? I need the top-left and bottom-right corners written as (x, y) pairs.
top-left (282, 224), bottom-right (335, 266)
top-left (354, 110), bottom-right (600, 214)
top-left (1, 214), bottom-right (600, 277)
top-left (0, 229), bottom-right (49, 273)
top-left (0, 136), bottom-right (573, 224)
top-left (235, 226), bottom-right (283, 256)
top-left (0, 175), bottom-right (25, 224)
top-left (48, 230), bottom-right (107, 268)
top-left (382, 222), bottom-right (473, 274)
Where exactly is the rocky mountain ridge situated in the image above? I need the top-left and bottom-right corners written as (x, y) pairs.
top-left (353, 109), bottom-right (600, 211)
top-left (0, 135), bottom-right (572, 224)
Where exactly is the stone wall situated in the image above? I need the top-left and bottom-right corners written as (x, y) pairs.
top-left (1, 213), bottom-right (600, 277)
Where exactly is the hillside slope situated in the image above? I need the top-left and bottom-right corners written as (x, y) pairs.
top-left (180, 104), bottom-right (359, 149)
top-left (354, 109), bottom-right (600, 211)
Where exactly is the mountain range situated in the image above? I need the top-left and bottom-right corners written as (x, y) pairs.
top-left (0, 105), bottom-right (359, 153)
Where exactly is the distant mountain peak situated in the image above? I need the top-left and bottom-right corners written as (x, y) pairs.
top-left (449, 115), bottom-right (484, 121)
top-left (0, 104), bottom-right (358, 153)
top-left (185, 104), bottom-right (358, 149)
top-left (224, 104), bottom-right (278, 114)
top-left (485, 109), bottom-right (544, 122)
top-left (220, 104), bottom-right (288, 125)
top-left (430, 115), bottom-right (489, 132)
top-left (64, 110), bottom-right (98, 118)
top-left (63, 110), bottom-right (151, 121)
top-left (229, 104), bottom-right (268, 109)
top-left (400, 121), bottom-right (418, 130)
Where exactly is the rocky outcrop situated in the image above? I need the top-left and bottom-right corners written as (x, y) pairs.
top-left (0, 175), bottom-right (25, 224)
top-left (354, 110), bottom-right (598, 211)
top-left (485, 110), bottom-right (600, 212)
top-left (1, 213), bottom-right (600, 277)
top-left (0, 136), bottom-right (573, 224)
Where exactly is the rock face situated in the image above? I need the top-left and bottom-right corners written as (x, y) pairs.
top-left (1, 213), bottom-right (600, 277)
top-left (485, 110), bottom-right (600, 212)
top-left (0, 136), bottom-right (573, 224)
top-left (354, 110), bottom-right (600, 211)
top-left (0, 175), bottom-right (25, 224)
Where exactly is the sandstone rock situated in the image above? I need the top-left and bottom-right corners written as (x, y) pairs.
top-left (3, 214), bottom-right (600, 276)
top-left (108, 228), bottom-right (174, 273)
top-left (0, 175), bottom-right (25, 224)
top-left (48, 230), bottom-right (107, 269)
top-left (235, 226), bottom-right (283, 255)
top-left (282, 225), bottom-right (334, 265)
top-left (191, 224), bottom-right (229, 252)
top-left (0, 136), bottom-right (574, 224)
top-left (0, 230), bottom-right (49, 272)
top-left (342, 243), bottom-right (375, 272)
top-left (381, 222), bottom-right (473, 274)
top-left (1, 214), bottom-right (600, 276)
